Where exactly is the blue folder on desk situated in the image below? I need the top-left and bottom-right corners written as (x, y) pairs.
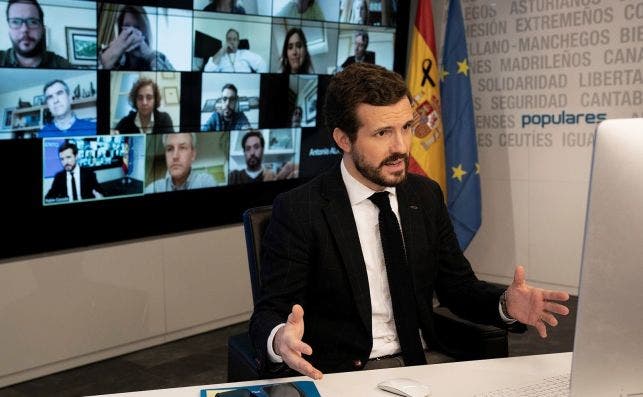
top-left (201, 380), bottom-right (321, 397)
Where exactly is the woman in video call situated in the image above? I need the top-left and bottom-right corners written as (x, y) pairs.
top-left (203, 0), bottom-right (246, 13)
top-left (99, 5), bottom-right (175, 71)
top-left (280, 28), bottom-right (313, 74)
top-left (351, 0), bottom-right (369, 24)
top-left (114, 78), bottom-right (174, 134)
top-left (291, 106), bottom-right (303, 127)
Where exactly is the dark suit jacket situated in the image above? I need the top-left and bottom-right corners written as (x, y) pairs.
top-left (114, 110), bottom-right (175, 134)
top-left (249, 163), bottom-right (505, 375)
top-left (341, 51), bottom-right (376, 68)
top-left (45, 167), bottom-right (105, 201)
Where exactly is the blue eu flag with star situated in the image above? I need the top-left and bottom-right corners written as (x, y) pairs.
top-left (440, 0), bottom-right (481, 250)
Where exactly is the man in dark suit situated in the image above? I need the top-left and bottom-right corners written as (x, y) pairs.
top-left (340, 29), bottom-right (375, 69)
top-left (249, 63), bottom-right (570, 379)
top-left (45, 141), bottom-right (105, 202)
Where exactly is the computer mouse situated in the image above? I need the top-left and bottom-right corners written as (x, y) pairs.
top-left (377, 377), bottom-right (432, 397)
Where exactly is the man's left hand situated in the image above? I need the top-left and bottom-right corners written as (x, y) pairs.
top-left (506, 265), bottom-right (570, 338)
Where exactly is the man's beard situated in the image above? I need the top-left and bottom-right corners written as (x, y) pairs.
top-left (222, 107), bottom-right (233, 121)
top-left (353, 151), bottom-right (409, 187)
top-left (246, 155), bottom-right (261, 171)
top-left (12, 34), bottom-right (45, 58)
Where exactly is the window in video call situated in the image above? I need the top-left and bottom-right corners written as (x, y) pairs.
top-left (0, 0), bottom-right (404, 259)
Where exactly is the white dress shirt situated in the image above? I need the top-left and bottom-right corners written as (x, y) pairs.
top-left (204, 50), bottom-right (267, 73)
top-left (339, 160), bottom-right (402, 358)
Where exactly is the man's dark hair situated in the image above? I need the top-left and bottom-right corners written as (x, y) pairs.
top-left (43, 79), bottom-right (70, 96)
top-left (324, 63), bottom-right (410, 145)
top-left (226, 28), bottom-right (239, 39)
top-left (6, 0), bottom-right (44, 22)
top-left (128, 77), bottom-right (161, 111)
top-left (241, 130), bottom-right (264, 150)
top-left (355, 29), bottom-right (369, 47)
top-left (222, 83), bottom-right (238, 96)
top-left (58, 140), bottom-right (78, 156)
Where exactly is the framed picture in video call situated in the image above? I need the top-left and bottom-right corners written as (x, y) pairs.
top-left (65, 27), bottom-right (97, 66)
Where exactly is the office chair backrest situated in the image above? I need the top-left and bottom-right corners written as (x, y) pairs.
top-left (242, 205), bottom-right (272, 305)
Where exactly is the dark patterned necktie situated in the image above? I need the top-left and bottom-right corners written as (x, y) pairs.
top-left (70, 172), bottom-right (78, 201)
top-left (369, 191), bottom-right (426, 366)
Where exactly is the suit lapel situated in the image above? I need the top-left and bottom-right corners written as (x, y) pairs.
top-left (320, 165), bottom-right (372, 333)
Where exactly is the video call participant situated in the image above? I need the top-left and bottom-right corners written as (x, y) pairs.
top-left (99, 5), bottom-right (174, 71)
top-left (228, 130), bottom-right (295, 184)
top-left (291, 106), bottom-right (303, 127)
top-left (38, 80), bottom-right (96, 138)
top-left (0, 0), bottom-right (71, 68)
top-left (276, 0), bottom-right (325, 21)
top-left (340, 29), bottom-right (374, 69)
top-left (145, 133), bottom-right (216, 192)
top-left (280, 28), bottom-right (313, 74)
top-left (46, 141), bottom-right (105, 202)
top-left (203, 0), bottom-right (245, 13)
top-left (204, 28), bottom-right (267, 73)
top-left (202, 83), bottom-right (250, 131)
top-left (114, 77), bottom-right (175, 134)
top-left (350, 0), bottom-right (369, 24)
top-left (249, 63), bottom-right (570, 378)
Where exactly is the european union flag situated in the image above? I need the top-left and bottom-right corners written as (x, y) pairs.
top-left (440, 0), bottom-right (481, 250)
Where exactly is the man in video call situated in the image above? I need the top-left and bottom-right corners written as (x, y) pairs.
top-left (46, 141), bottom-right (104, 202)
top-left (276, 0), bottom-right (325, 21)
top-left (145, 133), bottom-right (216, 193)
top-left (204, 28), bottom-right (267, 73)
top-left (0, 0), bottom-right (71, 68)
top-left (38, 79), bottom-right (97, 138)
top-left (341, 29), bottom-right (375, 69)
top-left (228, 130), bottom-right (295, 184)
top-left (202, 83), bottom-right (251, 132)
top-left (249, 63), bottom-right (570, 379)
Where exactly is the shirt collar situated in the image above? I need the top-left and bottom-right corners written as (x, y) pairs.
top-left (165, 169), bottom-right (192, 190)
top-left (134, 111), bottom-right (155, 133)
top-left (6, 48), bottom-right (47, 67)
top-left (68, 165), bottom-right (80, 178)
top-left (340, 158), bottom-right (396, 206)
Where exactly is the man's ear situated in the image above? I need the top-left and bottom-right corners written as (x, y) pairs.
top-left (332, 128), bottom-right (352, 153)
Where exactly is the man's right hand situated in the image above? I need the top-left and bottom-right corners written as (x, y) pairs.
top-left (211, 46), bottom-right (227, 65)
top-left (273, 304), bottom-right (323, 380)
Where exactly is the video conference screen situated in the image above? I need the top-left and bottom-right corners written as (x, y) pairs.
top-left (0, 0), bottom-right (407, 260)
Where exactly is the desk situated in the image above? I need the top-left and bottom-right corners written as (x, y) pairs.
top-left (92, 352), bottom-right (572, 397)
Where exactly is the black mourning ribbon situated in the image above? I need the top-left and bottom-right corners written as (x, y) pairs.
top-left (368, 192), bottom-right (426, 366)
top-left (421, 58), bottom-right (436, 87)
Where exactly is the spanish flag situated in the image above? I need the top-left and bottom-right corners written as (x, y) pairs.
top-left (406, 0), bottom-right (446, 194)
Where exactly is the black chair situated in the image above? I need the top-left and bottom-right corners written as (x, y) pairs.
top-left (227, 206), bottom-right (510, 382)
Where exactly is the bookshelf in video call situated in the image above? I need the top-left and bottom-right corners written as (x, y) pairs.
top-left (8, 97), bottom-right (97, 139)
